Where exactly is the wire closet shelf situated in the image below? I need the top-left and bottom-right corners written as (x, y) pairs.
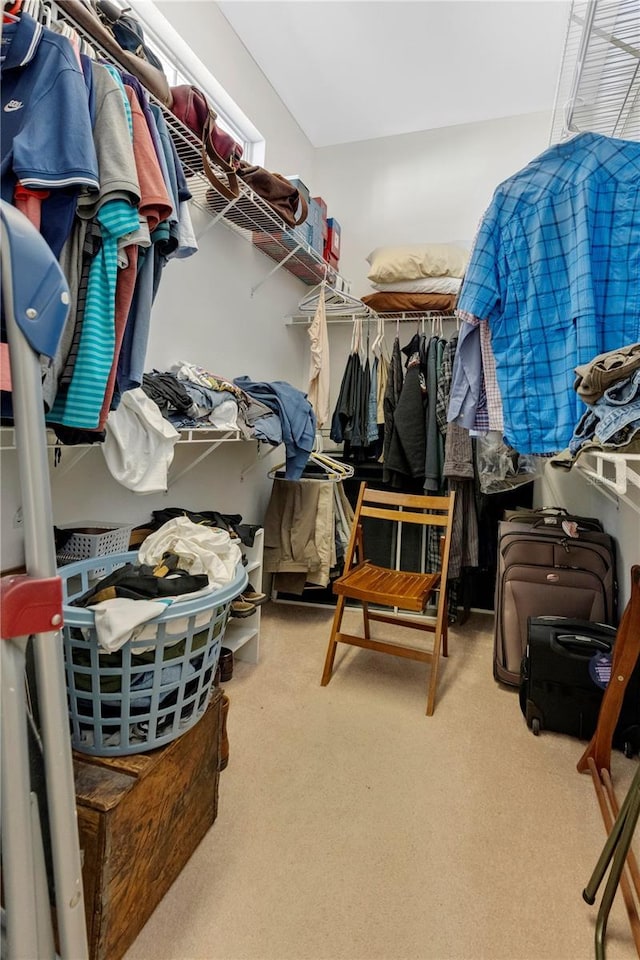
top-left (49, 1), bottom-right (346, 289)
top-left (550, 0), bottom-right (640, 143)
top-left (165, 118), bottom-right (343, 289)
top-left (287, 309), bottom-right (457, 328)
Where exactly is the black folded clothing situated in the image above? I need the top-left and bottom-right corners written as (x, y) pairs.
top-left (152, 507), bottom-right (242, 538)
top-left (141, 371), bottom-right (195, 416)
top-left (73, 561), bottom-right (208, 606)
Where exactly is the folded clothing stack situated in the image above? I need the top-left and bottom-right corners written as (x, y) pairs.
top-left (361, 243), bottom-right (468, 313)
top-left (551, 342), bottom-right (640, 470)
top-left (569, 343), bottom-right (640, 457)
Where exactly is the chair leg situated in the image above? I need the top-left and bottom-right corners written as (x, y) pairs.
top-left (425, 598), bottom-right (448, 716)
top-left (321, 595), bottom-right (346, 686)
top-left (425, 634), bottom-right (441, 716)
top-left (442, 589), bottom-right (449, 659)
top-left (362, 600), bottom-right (370, 639)
top-left (594, 776), bottom-right (640, 960)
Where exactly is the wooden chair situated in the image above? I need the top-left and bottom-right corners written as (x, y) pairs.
top-left (320, 482), bottom-right (456, 716)
top-left (579, 566), bottom-right (640, 959)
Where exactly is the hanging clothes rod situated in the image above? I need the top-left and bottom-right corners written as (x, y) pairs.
top-left (286, 310), bottom-right (457, 325)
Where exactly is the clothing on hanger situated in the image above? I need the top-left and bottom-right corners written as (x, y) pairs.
top-left (307, 280), bottom-right (331, 428)
top-left (1, 8), bottom-right (194, 438)
top-left (455, 132), bottom-right (640, 455)
top-left (263, 477), bottom-right (336, 590)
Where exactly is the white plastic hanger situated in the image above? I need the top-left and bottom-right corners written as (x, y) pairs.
top-left (267, 434), bottom-right (354, 481)
top-left (297, 280), bottom-right (373, 318)
top-left (351, 315), bottom-right (367, 363)
top-left (297, 277), bottom-right (326, 310)
top-left (22, 0), bottom-right (49, 25)
top-left (309, 431), bottom-right (354, 479)
top-left (371, 311), bottom-right (385, 358)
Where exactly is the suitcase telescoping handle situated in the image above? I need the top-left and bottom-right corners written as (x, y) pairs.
top-left (556, 634), bottom-right (612, 653)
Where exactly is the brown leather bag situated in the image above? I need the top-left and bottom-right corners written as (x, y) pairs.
top-left (169, 85), bottom-right (243, 200)
top-left (57, 1), bottom-right (173, 108)
top-left (238, 163), bottom-right (308, 228)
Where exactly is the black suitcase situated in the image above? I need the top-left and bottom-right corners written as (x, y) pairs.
top-left (520, 616), bottom-right (640, 756)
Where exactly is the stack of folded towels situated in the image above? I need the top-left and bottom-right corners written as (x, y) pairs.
top-left (361, 242), bottom-right (469, 313)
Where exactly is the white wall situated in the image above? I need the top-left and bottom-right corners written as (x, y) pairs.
top-left (155, 1), bottom-right (315, 180)
top-left (313, 109), bottom-right (552, 297)
top-left (310, 110), bottom-right (552, 427)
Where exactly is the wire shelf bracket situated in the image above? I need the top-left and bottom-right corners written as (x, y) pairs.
top-left (575, 452), bottom-right (640, 514)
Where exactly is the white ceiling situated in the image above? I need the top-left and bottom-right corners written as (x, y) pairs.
top-left (218, 1), bottom-right (572, 147)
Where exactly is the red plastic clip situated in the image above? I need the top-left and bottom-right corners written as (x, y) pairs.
top-left (1, 574), bottom-right (63, 638)
top-left (3, 1), bottom-right (23, 22)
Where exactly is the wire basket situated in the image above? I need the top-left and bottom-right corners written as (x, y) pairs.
top-left (60, 551), bottom-right (247, 756)
top-left (56, 522), bottom-right (134, 579)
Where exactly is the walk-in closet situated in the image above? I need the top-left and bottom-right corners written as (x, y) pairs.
top-left (1, 1), bottom-right (640, 958)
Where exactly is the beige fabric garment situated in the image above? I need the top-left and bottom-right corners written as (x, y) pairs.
top-left (263, 478), bottom-right (334, 587)
top-left (138, 517), bottom-right (242, 587)
top-left (574, 342), bottom-right (640, 405)
top-left (376, 351), bottom-right (389, 425)
top-left (307, 289), bottom-right (331, 428)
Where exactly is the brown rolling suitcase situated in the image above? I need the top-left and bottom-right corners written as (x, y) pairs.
top-left (503, 505), bottom-right (604, 533)
top-left (494, 512), bottom-right (616, 685)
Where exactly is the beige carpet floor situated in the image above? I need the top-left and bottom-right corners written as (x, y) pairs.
top-left (124, 602), bottom-right (639, 960)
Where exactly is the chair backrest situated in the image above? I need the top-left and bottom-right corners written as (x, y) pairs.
top-left (344, 482), bottom-right (455, 577)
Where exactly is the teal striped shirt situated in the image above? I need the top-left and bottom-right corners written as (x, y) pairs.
top-left (53, 198), bottom-right (139, 428)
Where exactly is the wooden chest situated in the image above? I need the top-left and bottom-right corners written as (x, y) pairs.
top-left (74, 688), bottom-right (222, 960)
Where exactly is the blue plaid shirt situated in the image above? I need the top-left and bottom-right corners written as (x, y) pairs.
top-left (457, 132), bottom-right (640, 455)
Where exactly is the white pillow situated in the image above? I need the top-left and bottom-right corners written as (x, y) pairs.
top-left (366, 243), bottom-right (469, 282)
top-left (370, 276), bottom-right (462, 295)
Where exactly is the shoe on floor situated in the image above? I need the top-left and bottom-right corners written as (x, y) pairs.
top-left (243, 582), bottom-right (268, 606)
top-left (231, 597), bottom-right (256, 618)
top-left (219, 646), bottom-right (234, 682)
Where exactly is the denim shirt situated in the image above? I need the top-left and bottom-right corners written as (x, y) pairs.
top-left (570, 368), bottom-right (640, 454)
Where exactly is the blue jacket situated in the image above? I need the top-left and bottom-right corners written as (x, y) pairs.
top-left (234, 377), bottom-right (316, 480)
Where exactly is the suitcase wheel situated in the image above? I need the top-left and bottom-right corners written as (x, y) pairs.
top-left (531, 717), bottom-right (541, 736)
top-left (620, 726), bottom-right (640, 759)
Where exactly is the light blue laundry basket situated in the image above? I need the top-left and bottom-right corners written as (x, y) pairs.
top-left (60, 551), bottom-right (247, 756)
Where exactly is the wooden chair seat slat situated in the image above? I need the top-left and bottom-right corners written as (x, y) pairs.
top-left (333, 561), bottom-right (440, 610)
